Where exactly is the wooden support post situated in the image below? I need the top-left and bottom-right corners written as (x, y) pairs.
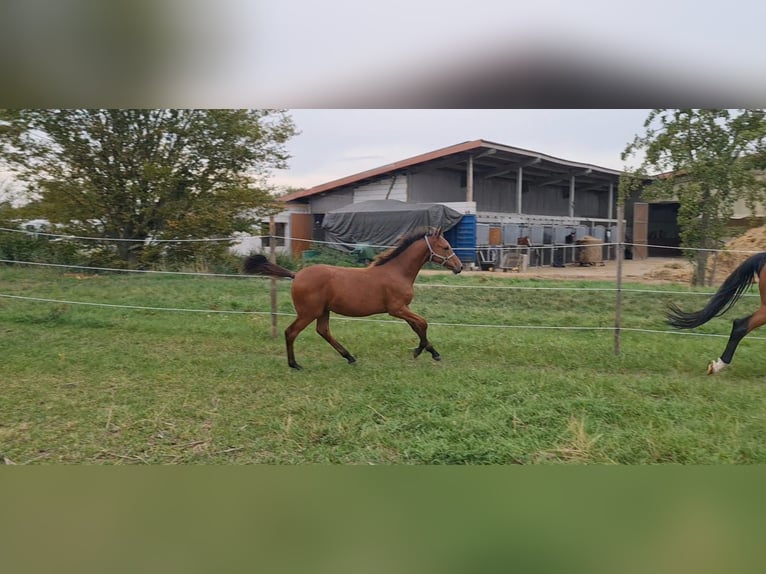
top-left (607, 181), bottom-right (614, 221)
top-left (569, 175), bottom-right (575, 218)
top-left (269, 216), bottom-right (277, 340)
top-left (466, 155), bottom-right (474, 202)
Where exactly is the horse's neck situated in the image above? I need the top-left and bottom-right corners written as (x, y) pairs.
top-left (383, 240), bottom-right (428, 282)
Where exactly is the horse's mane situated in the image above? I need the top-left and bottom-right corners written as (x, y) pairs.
top-left (370, 227), bottom-right (437, 267)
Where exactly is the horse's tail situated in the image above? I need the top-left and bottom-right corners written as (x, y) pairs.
top-left (242, 254), bottom-right (295, 279)
top-left (666, 252), bottom-right (766, 329)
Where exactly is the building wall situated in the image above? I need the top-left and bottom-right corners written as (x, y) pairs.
top-left (353, 176), bottom-right (407, 202)
top-left (441, 201), bottom-right (476, 215)
top-left (474, 178), bottom-right (518, 212)
top-left (409, 170), bottom-right (609, 219)
top-left (732, 197), bottom-right (766, 218)
top-left (230, 203), bottom-right (310, 256)
top-left (408, 169), bottom-right (467, 203)
top-left (574, 188), bottom-right (607, 218)
top-left (308, 188), bottom-right (354, 213)
top-left (523, 184), bottom-right (569, 215)
top-left (516, 183), bottom-right (606, 218)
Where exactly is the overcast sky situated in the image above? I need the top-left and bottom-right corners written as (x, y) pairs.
top-left (270, 109), bottom-right (652, 190)
top-left (3, 1), bottom-right (764, 109)
top-left (1, 109), bottom-right (651, 202)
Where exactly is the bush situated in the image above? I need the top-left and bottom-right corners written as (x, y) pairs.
top-left (298, 244), bottom-right (369, 268)
top-left (0, 226), bottom-right (82, 267)
top-left (1, 217), bottom-right (374, 275)
top-left (0, 222), bottom-right (247, 274)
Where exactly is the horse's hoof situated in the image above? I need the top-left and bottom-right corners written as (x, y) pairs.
top-left (289, 362), bottom-right (303, 371)
top-left (707, 358), bottom-right (727, 375)
top-left (432, 355), bottom-right (441, 361)
top-left (413, 348), bottom-right (423, 358)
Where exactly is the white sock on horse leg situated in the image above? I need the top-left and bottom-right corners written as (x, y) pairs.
top-left (707, 357), bottom-right (729, 375)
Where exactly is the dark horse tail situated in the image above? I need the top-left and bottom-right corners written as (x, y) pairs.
top-left (242, 254), bottom-right (295, 279)
top-left (666, 252), bottom-right (766, 329)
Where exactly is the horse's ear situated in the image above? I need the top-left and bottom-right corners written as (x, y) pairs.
top-left (436, 226), bottom-right (442, 237)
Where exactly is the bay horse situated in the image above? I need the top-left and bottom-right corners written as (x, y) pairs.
top-left (666, 252), bottom-right (766, 374)
top-left (243, 227), bottom-right (463, 369)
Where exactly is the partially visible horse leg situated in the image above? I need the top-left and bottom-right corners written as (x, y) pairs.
top-left (316, 310), bottom-right (356, 365)
top-left (709, 270), bottom-right (766, 374)
top-left (709, 304), bottom-right (766, 374)
top-left (389, 306), bottom-right (440, 361)
top-left (284, 314), bottom-right (315, 370)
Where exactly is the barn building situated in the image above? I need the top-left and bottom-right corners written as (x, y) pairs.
top-left (248, 139), bottom-right (671, 267)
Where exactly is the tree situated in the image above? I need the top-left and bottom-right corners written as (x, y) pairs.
top-left (620, 109), bottom-right (766, 285)
top-left (0, 109), bottom-right (297, 266)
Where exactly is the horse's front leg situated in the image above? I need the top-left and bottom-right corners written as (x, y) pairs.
top-left (389, 306), bottom-right (440, 361)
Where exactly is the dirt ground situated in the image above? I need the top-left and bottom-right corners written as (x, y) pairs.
top-left (442, 225), bottom-right (766, 285)
top-left (446, 257), bottom-right (692, 284)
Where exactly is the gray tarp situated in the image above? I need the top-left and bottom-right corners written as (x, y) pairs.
top-left (321, 200), bottom-right (464, 251)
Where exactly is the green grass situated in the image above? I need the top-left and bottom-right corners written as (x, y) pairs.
top-left (1, 265), bottom-right (765, 464)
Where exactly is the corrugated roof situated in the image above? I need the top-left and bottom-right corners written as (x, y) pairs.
top-left (280, 139), bottom-right (623, 203)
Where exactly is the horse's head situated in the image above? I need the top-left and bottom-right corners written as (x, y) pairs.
top-left (425, 228), bottom-right (463, 274)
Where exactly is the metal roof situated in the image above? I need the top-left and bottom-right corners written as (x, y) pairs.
top-left (280, 139), bottom-right (623, 203)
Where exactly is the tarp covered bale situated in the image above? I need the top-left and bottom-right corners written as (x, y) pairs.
top-left (322, 200), bottom-right (464, 251)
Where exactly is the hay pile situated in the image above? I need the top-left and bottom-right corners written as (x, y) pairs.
top-left (645, 226), bottom-right (766, 285)
top-left (706, 227), bottom-right (766, 285)
top-left (645, 260), bottom-right (693, 283)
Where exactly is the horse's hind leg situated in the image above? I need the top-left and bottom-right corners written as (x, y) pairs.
top-left (316, 311), bottom-right (356, 364)
top-left (285, 315), bottom-right (314, 370)
top-left (709, 304), bottom-right (766, 374)
top-left (389, 306), bottom-right (440, 361)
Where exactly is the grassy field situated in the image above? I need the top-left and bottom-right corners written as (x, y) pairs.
top-left (1, 264), bottom-right (765, 464)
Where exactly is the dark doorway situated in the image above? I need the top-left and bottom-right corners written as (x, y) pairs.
top-left (648, 202), bottom-right (681, 256)
top-left (312, 214), bottom-right (326, 243)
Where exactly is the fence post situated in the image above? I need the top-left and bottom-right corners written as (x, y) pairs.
top-left (269, 216), bottom-right (278, 340)
top-left (614, 204), bottom-right (624, 355)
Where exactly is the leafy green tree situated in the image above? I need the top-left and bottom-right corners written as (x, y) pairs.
top-left (0, 109), bottom-right (297, 266)
top-left (621, 109), bottom-right (766, 285)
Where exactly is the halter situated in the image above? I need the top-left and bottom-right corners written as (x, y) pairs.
top-left (424, 234), bottom-right (457, 267)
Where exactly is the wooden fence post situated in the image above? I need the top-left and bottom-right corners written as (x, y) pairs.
top-left (614, 204), bottom-right (624, 355)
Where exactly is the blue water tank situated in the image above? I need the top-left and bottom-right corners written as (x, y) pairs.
top-left (445, 214), bottom-right (476, 263)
